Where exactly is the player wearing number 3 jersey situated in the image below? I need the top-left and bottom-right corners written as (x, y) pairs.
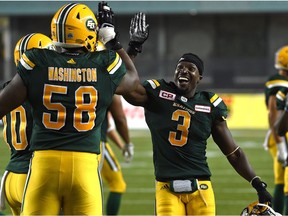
top-left (128, 53), bottom-right (273, 215)
top-left (125, 15), bottom-right (273, 213)
top-left (0, 3), bottom-right (139, 215)
top-left (122, 11), bottom-right (272, 215)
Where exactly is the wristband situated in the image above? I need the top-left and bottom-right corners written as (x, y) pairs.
top-left (105, 38), bottom-right (123, 50)
top-left (251, 176), bottom-right (267, 192)
top-left (249, 176), bottom-right (260, 185)
top-left (127, 41), bottom-right (143, 56)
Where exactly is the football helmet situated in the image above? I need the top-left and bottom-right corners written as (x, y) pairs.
top-left (240, 201), bottom-right (282, 216)
top-left (275, 46), bottom-right (288, 70)
top-left (51, 3), bottom-right (98, 52)
top-left (14, 33), bottom-right (54, 66)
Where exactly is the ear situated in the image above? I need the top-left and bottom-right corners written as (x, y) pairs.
top-left (197, 75), bottom-right (203, 83)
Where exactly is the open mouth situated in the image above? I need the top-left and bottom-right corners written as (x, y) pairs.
top-left (178, 76), bottom-right (189, 83)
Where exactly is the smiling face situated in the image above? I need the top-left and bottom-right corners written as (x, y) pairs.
top-left (174, 61), bottom-right (202, 97)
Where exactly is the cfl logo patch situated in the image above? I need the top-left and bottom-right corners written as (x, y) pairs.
top-left (86, 19), bottom-right (96, 30)
top-left (159, 90), bottom-right (176, 101)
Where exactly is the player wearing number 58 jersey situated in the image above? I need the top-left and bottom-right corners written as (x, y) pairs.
top-left (0, 33), bottom-right (54, 216)
top-left (0, 3), bottom-right (139, 215)
top-left (18, 48), bottom-right (125, 153)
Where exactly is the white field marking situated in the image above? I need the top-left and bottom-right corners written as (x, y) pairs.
top-left (121, 170), bottom-right (154, 176)
top-left (206, 150), bottom-right (222, 157)
top-left (121, 200), bottom-right (154, 205)
top-left (237, 141), bottom-right (262, 148)
top-left (120, 162), bottom-right (152, 168)
top-left (131, 151), bottom-right (153, 157)
top-left (230, 130), bottom-right (266, 137)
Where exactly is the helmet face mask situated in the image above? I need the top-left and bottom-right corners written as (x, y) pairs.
top-left (51, 3), bottom-right (98, 52)
top-left (240, 201), bottom-right (282, 216)
top-left (275, 46), bottom-right (288, 70)
top-left (14, 33), bottom-right (54, 66)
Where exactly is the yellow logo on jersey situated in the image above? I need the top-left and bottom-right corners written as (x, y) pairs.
top-left (67, 58), bottom-right (76, 64)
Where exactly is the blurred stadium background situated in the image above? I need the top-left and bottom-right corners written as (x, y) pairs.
top-left (0, 1), bottom-right (285, 215)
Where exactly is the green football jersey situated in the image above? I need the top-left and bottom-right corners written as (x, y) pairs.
top-left (276, 87), bottom-right (288, 111)
top-left (17, 48), bottom-right (125, 153)
top-left (143, 79), bottom-right (228, 181)
top-left (2, 99), bottom-right (33, 173)
top-left (100, 112), bottom-right (108, 142)
top-left (264, 73), bottom-right (288, 107)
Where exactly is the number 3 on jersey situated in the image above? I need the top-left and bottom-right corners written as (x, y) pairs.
top-left (43, 84), bottom-right (97, 132)
top-left (168, 110), bottom-right (191, 146)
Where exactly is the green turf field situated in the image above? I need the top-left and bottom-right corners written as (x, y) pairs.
top-left (0, 128), bottom-right (274, 215)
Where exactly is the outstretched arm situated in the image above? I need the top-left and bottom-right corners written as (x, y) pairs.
top-left (212, 120), bottom-right (272, 204)
top-left (106, 112), bottom-right (125, 150)
top-left (97, 2), bottom-right (140, 97)
top-left (109, 95), bottom-right (134, 162)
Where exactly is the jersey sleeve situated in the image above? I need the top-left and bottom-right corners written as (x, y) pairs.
top-left (276, 87), bottom-right (288, 110)
top-left (104, 50), bottom-right (126, 87)
top-left (265, 78), bottom-right (288, 96)
top-left (143, 79), bottom-right (160, 89)
top-left (17, 49), bottom-right (40, 87)
top-left (209, 93), bottom-right (228, 122)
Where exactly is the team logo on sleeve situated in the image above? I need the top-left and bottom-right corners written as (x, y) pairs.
top-left (195, 105), bottom-right (211, 113)
top-left (159, 90), bottom-right (176, 101)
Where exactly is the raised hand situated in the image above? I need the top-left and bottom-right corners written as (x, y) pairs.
top-left (127, 12), bottom-right (149, 56)
top-left (97, 1), bottom-right (122, 50)
top-left (97, 1), bottom-right (114, 27)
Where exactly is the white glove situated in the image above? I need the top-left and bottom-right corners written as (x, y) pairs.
top-left (98, 24), bottom-right (116, 45)
top-left (123, 143), bottom-right (134, 163)
top-left (277, 141), bottom-right (288, 166)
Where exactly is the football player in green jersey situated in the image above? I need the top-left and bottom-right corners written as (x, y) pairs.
top-left (263, 46), bottom-right (288, 214)
top-left (275, 92), bottom-right (288, 137)
top-left (122, 12), bottom-right (273, 216)
top-left (0, 33), bottom-right (54, 216)
top-left (274, 87), bottom-right (288, 215)
top-left (99, 95), bottom-right (134, 215)
top-left (95, 8), bottom-right (134, 215)
top-left (0, 3), bottom-right (139, 215)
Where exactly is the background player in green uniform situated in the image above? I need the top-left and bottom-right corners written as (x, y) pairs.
top-left (273, 86), bottom-right (288, 215)
top-left (95, 13), bottom-right (135, 214)
top-left (99, 95), bottom-right (134, 215)
top-left (0, 3), bottom-right (140, 215)
top-left (263, 46), bottom-right (288, 214)
top-left (0, 33), bottom-right (54, 215)
top-left (119, 11), bottom-right (273, 215)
